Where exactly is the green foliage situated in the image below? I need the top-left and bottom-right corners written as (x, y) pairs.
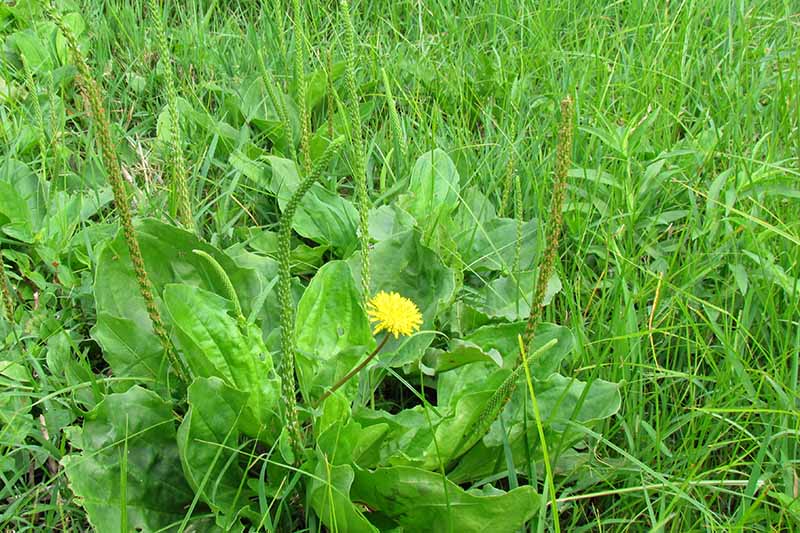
top-left (164, 284), bottom-right (282, 439)
top-left (295, 260), bottom-right (375, 402)
top-left (350, 465), bottom-right (541, 532)
top-left (62, 386), bottom-right (193, 532)
top-left (2, 0), bottom-right (798, 531)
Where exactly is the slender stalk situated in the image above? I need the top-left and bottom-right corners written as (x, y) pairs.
top-left (47, 4), bottom-right (188, 382)
top-left (21, 57), bottom-right (48, 184)
top-left (327, 49), bottom-right (336, 141)
top-left (499, 118), bottom-right (517, 218)
top-left (258, 51), bottom-right (294, 158)
top-left (341, 0), bottom-right (371, 303)
top-left (512, 174), bottom-right (523, 274)
top-left (277, 137), bottom-right (345, 460)
top-left (148, 0), bottom-right (193, 230)
top-left (381, 67), bottom-right (406, 166)
top-left (462, 95), bottom-right (575, 456)
top-left (317, 333), bottom-right (389, 405)
top-left (0, 251), bottom-right (14, 324)
top-left (293, 0), bottom-right (312, 175)
top-left (518, 334), bottom-right (560, 533)
top-left (520, 95), bottom-right (574, 358)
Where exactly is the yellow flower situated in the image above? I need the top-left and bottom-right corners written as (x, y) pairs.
top-left (366, 291), bottom-right (423, 338)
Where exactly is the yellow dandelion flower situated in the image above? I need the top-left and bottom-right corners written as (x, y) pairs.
top-left (366, 291), bottom-right (423, 338)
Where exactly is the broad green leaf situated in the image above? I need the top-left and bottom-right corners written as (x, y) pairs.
top-left (452, 187), bottom-right (497, 227)
top-left (164, 284), bottom-right (281, 440)
top-left (464, 321), bottom-right (574, 375)
top-left (349, 229), bottom-right (455, 367)
top-left (0, 360), bottom-right (35, 451)
top-left (433, 322), bottom-right (574, 425)
top-left (368, 205), bottom-right (415, 242)
top-left (525, 373), bottom-right (622, 432)
top-left (0, 181), bottom-right (34, 242)
top-left (422, 339), bottom-right (503, 374)
top-left (177, 377), bottom-right (258, 529)
top-left (468, 270), bottom-right (561, 321)
top-left (93, 219), bottom-right (268, 388)
top-left (315, 392), bottom-right (389, 468)
top-left (92, 313), bottom-right (167, 392)
top-left (352, 406), bottom-right (434, 467)
top-left (0, 159), bottom-right (46, 242)
top-left (350, 371), bottom-right (507, 470)
top-left (62, 386), bottom-right (192, 532)
top-left (295, 261), bottom-right (375, 402)
top-left (350, 465), bottom-right (540, 532)
top-left (400, 148), bottom-right (460, 234)
top-left (268, 157), bottom-right (360, 257)
top-left (306, 451), bottom-right (378, 533)
top-left (7, 29), bottom-right (52, 72)
top-left (450, 374), bottom-right (621, 483)
top-left (455, 218), bottom-right (538, 273)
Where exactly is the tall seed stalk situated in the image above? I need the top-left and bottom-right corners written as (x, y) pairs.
top-left (499, 117), bottom-right (518, 218)
top-left (341, 0), bottom-right (371, 302)
top-left (277, 136), bottom-right (346, 461)
top-left (292, 0), bottom-right (312, 175)
top-left (21, 58), bottom-right (48, 184)
top-left (47, 5), bottom-right (188, 382)
top-left (148, 0), bottom-right (193, 230)
top-left (464, 95), bottom-right (575, 454)
top-left (520, 95), bottom-right (574, 355)
top-left (326, 49), bottom-right (336, 141)
top-left (258, 52), bottom-right (294, 159)
top-left (0, 251), bottom-right (14, 324)
top-left (381, 67), bottom-right (406, 168)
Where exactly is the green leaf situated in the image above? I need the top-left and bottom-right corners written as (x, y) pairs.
top-left (93, 219), bottom-right (268, 388)
top-left (177, 377), bottom-right (258, 529)
top-left (423, 339), bottom-right (504, 374)
top-left (455, 218), bottom-right (538, 273)
top-left (469, 270), bottom-right (561, 321)
top-left (164, 284), bottom-right (281, 440)
top-left (91, 312), bottom-right (167, 392)
top-left (0, 159), bottom-right (46, 242)
top-left (352, 406), bottom-right (436, 466)
top-left (306, 451), bottom-right (378, 533)
top-left (350, 465), bottom-right (540, 532)
top-left (462, 321), bottom-right (574, 376)
top-left (8, 29), bottom-right (52, 72)
top-left (62, 386), bottom-right (192, 532)
top-left (0, 360), bottom-right (35, 451)
top-left (267, 156), bottom-right (359, 256)
top-left (368, 205), bottom-right (415, 242)
top-left (449, 374), bottom-right (621, 483)
top-left (527, 373), bottom-right (622, 432)
top-left (295, 261), bottom-right (375, 402)
top-left (400, 149), bottom-right (461, 234)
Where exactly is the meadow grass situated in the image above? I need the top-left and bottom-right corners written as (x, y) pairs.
top-left (1, 0), bottom-right (798, 531)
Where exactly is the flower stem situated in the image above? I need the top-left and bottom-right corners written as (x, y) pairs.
top-left (317, 333), bottom-right (390, 405)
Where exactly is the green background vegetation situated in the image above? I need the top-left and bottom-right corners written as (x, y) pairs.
top-left (1, 0), bottom-right (798, 531)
